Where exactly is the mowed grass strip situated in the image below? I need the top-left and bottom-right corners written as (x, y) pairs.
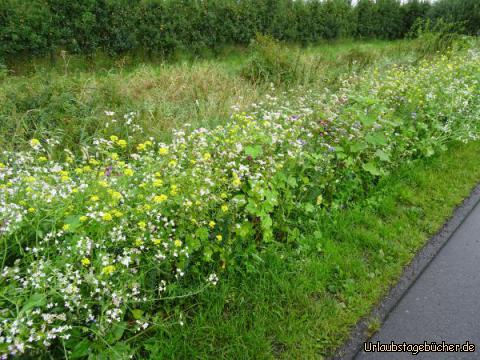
top-left (140, 141), bottom-right (480, 359)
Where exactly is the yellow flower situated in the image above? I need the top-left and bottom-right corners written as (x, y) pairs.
top-left (203, 152), bottom-right (211, 161)
top-left (38, 156), bottom-right (48, 162)
top-left (220, 193), bottom-right (228, 199)
top-left (209, 221), bottom-right (216, 228)
top-left (102, 265), bottom-right (115, 275)
top-left (216, 235), bottom-right (223, 241)
top-left (110, 152), bottom-right (119, 160)
top-left (136, 143), bottom-right (146, 152)
top-left (113, 210), bottom-right (123, 218)
top-left (62, 224), bottom-right (70, 231)
top-left (61, 175), bottom-right (70, 182)
top-left (232, 177), bottom-right (241, 187)
top-left (316, 195), bottom-right (323, 206)
top-left (81, 258), bottom-right (90, 266)
top-left (80, 216), bottom-right (88, 222)
top-left (170, 184), bottom-right (178, 196)
top-left (110, 135), bottom-right (119, 142)
top-left (168, 160), bottom-right (177, 167)
top-left (135, 238), bottom-right (144, 247)
top-left (117, 139), bottom-right (127, 148)
top-left (152, 238), bottom-right (162, 246)
top-left (158, 147), bottom-right (169, 155)
top-left (0, 162), bottom-right (5, 168)
top-left (138, 221), bottom-right (147, 229)
top-left (153, 194), bottom-right (168, 203)
top-left (30, 138), bottom-right (40, 147)
top-left (221, 204), bottom-right (229, 212)
top-left (111, 191), bottom-right (122, 201)
top-left (98, 180), bottom-right (109, 187)
top-left (174, 239), bottom-right (183, 247)
top-left (66, 156), bottom-right (74, 163)
top-left (124, 168), bottom-right (134, 177)
top-left (153, 179), bottom-right (163, 187)
top-left (75, 168), bottom-right (84, 175)
top-left (28, 207), bottom-right (36, 213)
top-left (89, 159), bottom-right (99, 166)
top-left (102, 213), bottom-right (113, 221)
top-left (90, 195), bottom-right (99, 202)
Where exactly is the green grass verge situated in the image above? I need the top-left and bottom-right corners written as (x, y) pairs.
top-left (141, 141), bottom-right (480, 359)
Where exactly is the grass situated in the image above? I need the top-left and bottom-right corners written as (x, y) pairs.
top-left (0, 39), bottom-right (413, 151)
top-left (141, 140), bottom-right (480, 359)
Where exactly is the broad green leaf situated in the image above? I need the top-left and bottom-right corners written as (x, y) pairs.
top-left (70, 339), bottom-right (90, 359)
top-left (131, 309), bottom-right (144, 320)
top-left (362, 162), bottom-right (381, 176)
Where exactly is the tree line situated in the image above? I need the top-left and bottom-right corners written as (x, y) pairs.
top-left (0, 0), bottom-right (478, 58)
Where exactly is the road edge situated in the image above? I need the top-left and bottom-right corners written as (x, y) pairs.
top-left (332, 183), bottom-right (480, 360)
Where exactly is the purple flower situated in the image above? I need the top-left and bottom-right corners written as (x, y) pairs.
top-left (104, 166), bottom-right (113, 177)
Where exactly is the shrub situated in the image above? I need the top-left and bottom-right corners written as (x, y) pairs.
top-left (410, 18), bottom-right (467, 57)
top-left (240, 34), bottom-right (302, 84)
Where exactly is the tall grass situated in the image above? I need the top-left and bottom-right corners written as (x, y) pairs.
top-left (0, 40), bottom-right (418, 153)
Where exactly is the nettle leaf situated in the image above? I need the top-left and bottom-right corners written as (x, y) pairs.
top-left (350, 142), bottom-right (367, 153)
top-left (375, 149), bottom-right (391, 162)
top-left (366, 133), bottom-right (387, 146)
top-left (359, 114), bottom-right (375, 126)
top-left (362, 162), bottom-right (382, 176)
top-left (245, 145), bottom-right (263, 159)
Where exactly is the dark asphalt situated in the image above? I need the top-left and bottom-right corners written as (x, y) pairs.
top-left (355, 202), bottom-right (480, 360)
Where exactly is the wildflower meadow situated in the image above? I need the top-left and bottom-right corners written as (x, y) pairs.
top-left (1, 39), bottom-right (479, 358)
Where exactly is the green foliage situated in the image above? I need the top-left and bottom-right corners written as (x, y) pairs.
top-left (427, 0), bottom-right (480, 36)
top-left (410, 18), bottom-right (467, 57)
top-left (2, 0), bottom-right (475, 59)
top-left (240, 34), bottom-right (301, 84)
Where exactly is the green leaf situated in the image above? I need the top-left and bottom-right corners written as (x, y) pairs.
top-left (304, 203), bottom-right (315, 213)
top-left (350, 142), bottom-right (367, 153)
top-left (366, 133), bottom-right (387, 146)
top-left (359, 114), bottom-right (375, 126)
top-left (195, 227), bottom-right (209, 241)
top-left (106, 322), bottom-right (126, 343)
top-left (131, 309), bottom-right (144, 320)
top-left (286, 176), bottom-right (297, 188)
top-left (21, 293), bottom-right (46, 313)
top-left (64, 215), bottom-right (82, 232)
top-left (70, 339), bottom-right (90, 359)
top-left (245, 145), bottom-right (263, 159)
top-left (362, 162), bottom-right (381, 176)
top-left (375, 149), bottom-right (390, 162)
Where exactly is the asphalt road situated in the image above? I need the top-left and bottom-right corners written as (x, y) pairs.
top-left (355, 202), bottom-right (480, 360)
